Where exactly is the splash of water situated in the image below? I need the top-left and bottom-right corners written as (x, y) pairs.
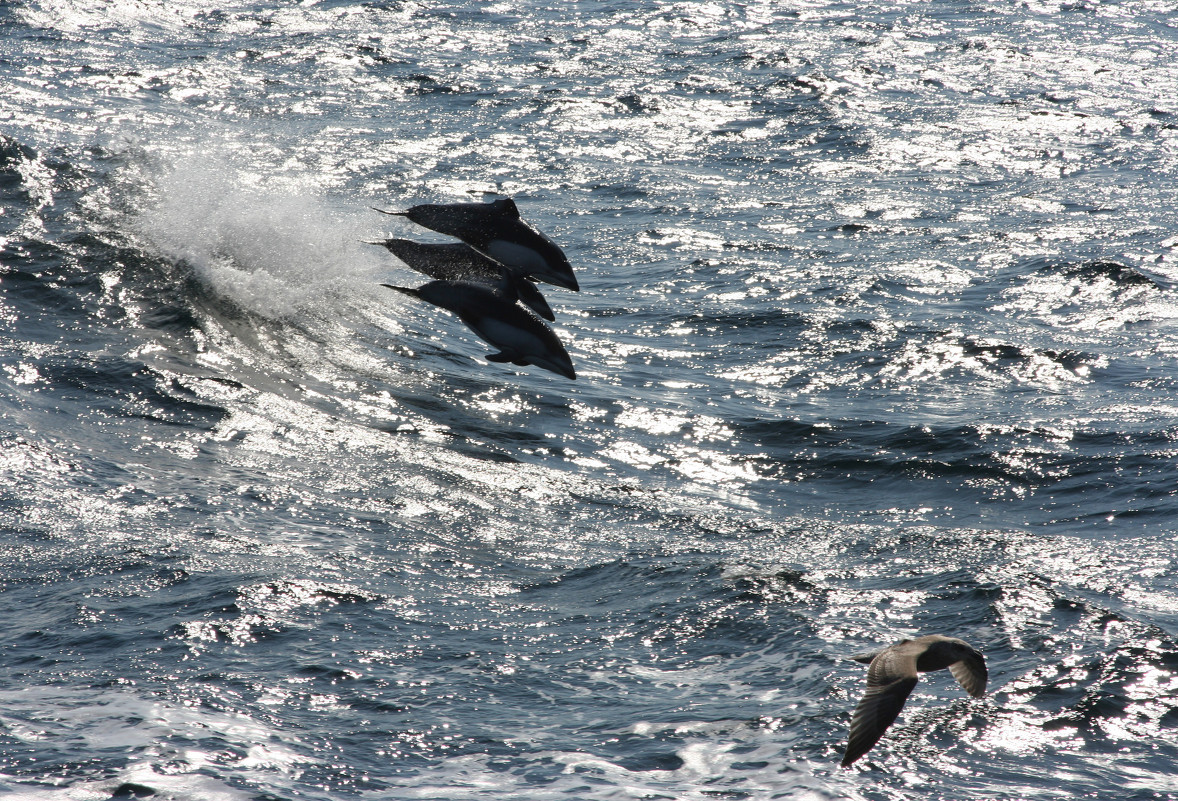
top-left (130, 146), bottom-right (390, 320)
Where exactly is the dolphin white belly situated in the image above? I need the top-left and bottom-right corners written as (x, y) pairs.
top-left (484, 239), bottom-right (549, 274)
top-left (473, 316), bottom-right (547, 355)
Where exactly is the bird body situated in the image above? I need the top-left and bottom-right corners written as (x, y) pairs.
top-left (384, 278), bottom-right (576, 380)
top-left (374, 198), bottom-right (579, 291)
top-left (842, 635), bottom-right (987, 767)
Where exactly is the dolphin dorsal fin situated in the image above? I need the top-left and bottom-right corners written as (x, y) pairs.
top-left (492, 266), bottom-right (521, 302)
top-left (492, 198), bottom-right (520, 219)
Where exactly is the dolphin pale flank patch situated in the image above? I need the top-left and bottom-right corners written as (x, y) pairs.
top-left (373, 198), bottom-right (579, 291)
top-left (372, 197), bottom-right (580, 381)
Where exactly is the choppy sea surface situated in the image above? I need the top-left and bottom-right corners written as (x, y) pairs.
top-left (3, 1), bottom-right (1178, 799)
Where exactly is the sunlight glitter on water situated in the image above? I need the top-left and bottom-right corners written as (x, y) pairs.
top-left (0, 687), bottom-right (310, 799)
top-left (3, 1), bottom-right (1178, 799)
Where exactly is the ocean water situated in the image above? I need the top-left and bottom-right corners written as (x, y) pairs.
top-left (2, 1), bottom-right (1178, 798)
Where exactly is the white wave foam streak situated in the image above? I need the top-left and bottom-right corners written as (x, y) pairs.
top-left (131, 151), bottom-right (390, 320)
top-left (377, 748), bottom-right (861, 801)
top-left (0, 686), bottom-right (312, 800)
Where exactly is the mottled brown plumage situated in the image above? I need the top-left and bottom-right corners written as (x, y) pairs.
top-left (841, 635), bottom-right (987, 767)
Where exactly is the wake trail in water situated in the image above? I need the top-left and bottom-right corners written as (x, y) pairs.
top-left (126, 147), bottom-right (397, 322)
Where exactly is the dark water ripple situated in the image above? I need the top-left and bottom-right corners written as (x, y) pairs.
top-left (2, 1), bottom-right (1178, 799)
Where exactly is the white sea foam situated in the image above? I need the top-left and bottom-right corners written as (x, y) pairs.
top-left (0, 687), bottom-right (312, 801)
top-left (131, 147), bottom-right (391, 320)
top-left (372, 748), bottom-right (863, 801)
top-left (5, 2), bottom-right (1178, 800)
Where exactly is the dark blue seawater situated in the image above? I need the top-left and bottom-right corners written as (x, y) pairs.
top-left (2, 1), bottom-right (1178, 798)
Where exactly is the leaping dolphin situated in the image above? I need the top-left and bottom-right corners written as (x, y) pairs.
top-left (384, 276), bottom-right (576, 380)
top-left (369, 238), bottom-right (556, 321)
top-left (373, 198), bottom-right (580, 292)
top-left (842, 635), bottom-right (988, 767)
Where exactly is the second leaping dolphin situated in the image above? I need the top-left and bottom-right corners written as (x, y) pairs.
top-left (373, 198), bottom-right (580, 292)
top-left (369, 238), bottom-right (556, 321)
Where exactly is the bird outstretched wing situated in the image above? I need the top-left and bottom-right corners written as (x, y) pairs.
top-left (949, 652), bottom-right (988, 698)
top-left (842, 673), bottom-right (918, 767)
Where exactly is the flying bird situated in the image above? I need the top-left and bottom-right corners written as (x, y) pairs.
top-left (841, 635), bottom-right (987, 767)
top-left (373, 198), bottom-right (579, 291)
